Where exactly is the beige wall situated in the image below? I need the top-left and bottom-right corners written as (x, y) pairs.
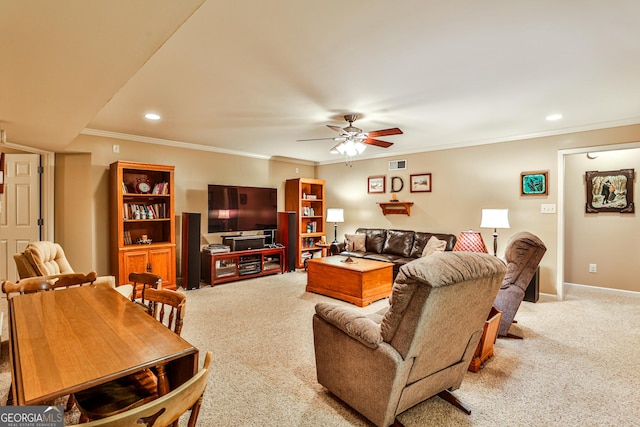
top-left (56, 125), bottom-right (640, 295)
top-left (564, 148), bottom-right (639, 292)
top-left (62, 134), bottom-right (315, 278)
top-left (319, 125), bottom-right (640, 295)
top-left (54, 153), bottom-right (93, 272)
top-left (319, 139), bottom-right (559, 294)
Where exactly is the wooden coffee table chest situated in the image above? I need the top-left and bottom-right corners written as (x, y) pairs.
top-left (306, 256), bottom-right (394, 307)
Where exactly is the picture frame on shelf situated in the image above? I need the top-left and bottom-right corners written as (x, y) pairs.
top-left (521, 171), bottom-right (548, 196)
top-left (410, 173), bottom-right (432, 193)
top-left (368, 175), bottom-right (386, 194)
top-left (585, 168), bottom-right (635, 213)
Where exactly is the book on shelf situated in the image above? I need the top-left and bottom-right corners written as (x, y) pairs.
top-left (152, 181), bottom-right (169, 195)
top-left (121, 182), bottom-right (128, 194)
top-left (123, 203), bottom-right (167, 220)
top-left (124, 231), bottom-right (132, 245)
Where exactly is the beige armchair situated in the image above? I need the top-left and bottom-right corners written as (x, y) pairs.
top-left (493, 231), bottom-right (547, 337)
top-left (313, 252), bottom-right (506, 427)
top-left (14, 241), bottom-right (117, 289)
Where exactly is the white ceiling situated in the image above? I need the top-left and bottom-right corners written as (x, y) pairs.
top-left (3, 1), bottom-right (640, 164)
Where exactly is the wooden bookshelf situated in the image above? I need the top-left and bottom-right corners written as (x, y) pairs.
top-left (110, 161), bottom-right (176, 289)
top-left (285, 178), bottom-right (326, 268)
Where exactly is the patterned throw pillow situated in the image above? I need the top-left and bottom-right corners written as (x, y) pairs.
top-left (422, 236), bottom-right (447, 257)
top-left (345, 233), bottom-right (366, 252)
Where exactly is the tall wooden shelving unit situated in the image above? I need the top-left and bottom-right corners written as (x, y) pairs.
top-left (110, 161), bottom-right (176, 290)
top-left (285, 178), bottom-right (326, 269)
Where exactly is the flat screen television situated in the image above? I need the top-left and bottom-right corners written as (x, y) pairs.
top-left (207, 184), bottom-right (278, 233)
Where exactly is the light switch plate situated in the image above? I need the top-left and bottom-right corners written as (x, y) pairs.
top-left (541, 204), bottom-right (556, 214)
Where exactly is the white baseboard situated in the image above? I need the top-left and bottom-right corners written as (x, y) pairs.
top-left (564, 282), bottom-right (640, 298)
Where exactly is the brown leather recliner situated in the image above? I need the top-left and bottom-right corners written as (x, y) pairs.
top-left (313, 252), bottom-right (506, 427)
top-left (493, 231), bottom-right (547, 337)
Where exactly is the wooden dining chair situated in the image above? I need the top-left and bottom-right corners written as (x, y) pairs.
top-left (1, 272), bottom-right (100, 296)
top-left (145, 288), bottom-right (186, 335)
top-left (73, 289), bottom-right (187, 422)
top-left (1, 277), bottom-right (56, 295)
top-left (68, 351), bottom-right (212, 427)
top-left (128, 272), bottom-right (162, 309)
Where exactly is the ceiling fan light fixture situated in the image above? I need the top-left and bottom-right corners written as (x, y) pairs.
top-left (330, 138), bottom-right (367, 157)
top-left (298, 113), bottom-right (401, 161)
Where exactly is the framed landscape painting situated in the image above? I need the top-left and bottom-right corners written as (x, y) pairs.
top-left (410, 173), bottom-right (432, 192)
top-left (585, 169), bottom-right (635, 213)
top-left (521, 171), bottom-right (548, 196)
top-left (368, 175), bottom-right (385, 193)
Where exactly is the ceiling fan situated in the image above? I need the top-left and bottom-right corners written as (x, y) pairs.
top-left (298, 114), bottom-right (403, 156)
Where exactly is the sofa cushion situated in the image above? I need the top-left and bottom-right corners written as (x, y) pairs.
top-left (382, 229), bottom-right (415, 258)
top-left (345, 233), bottom-right (366, 252)
top-left (410, 232), bottom-right (457, 257)
top-left (365, 253), bottom-right (402, 263)
top-left (356, 228), bottom-right (387, 254)
top-left (422, 236), bottom-right (447, 257)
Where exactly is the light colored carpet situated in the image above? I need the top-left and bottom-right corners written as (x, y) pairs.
top-left (2, 272), bottom-right (639, 426)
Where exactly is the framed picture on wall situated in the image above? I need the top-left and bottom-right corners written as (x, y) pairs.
top-left (368, 175), bottom-right (386, 193)
top-left (585, 168), bottom-right (635, 213)
top-left (410, 173), bottom-right (432, 192)
top-left (521, 171), bottom-right (549, 196)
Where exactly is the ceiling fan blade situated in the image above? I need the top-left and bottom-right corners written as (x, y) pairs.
top-left (367, 128), bottom-right (403, 138)
top-left (296, 137), bottom-right (338, 142)
top-left (365, 138), bottom-right (394, 148)
top-left (327, 125), bottom-right (348, 135)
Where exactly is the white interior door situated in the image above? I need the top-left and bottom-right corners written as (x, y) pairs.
top-left (0, 153), bottom-right (40, 282)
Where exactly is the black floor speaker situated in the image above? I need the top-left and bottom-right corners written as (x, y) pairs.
top-left (524, 266), bottom-right (540, 303)
top-left (277, 211), bottom-right (297, 272)
top-left (182, 212), bottom-right (201, 290)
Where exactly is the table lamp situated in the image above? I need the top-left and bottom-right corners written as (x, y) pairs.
top-left (326, 208), bottom-right (344, 244)
top-left (452, 230), bottom-right (488, 253)
top-left (480, 209), bottom-right (510, 256)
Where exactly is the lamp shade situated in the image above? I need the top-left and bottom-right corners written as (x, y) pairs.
top-left (480, 209), bottom-right (510, 229)
top-left (326, 208), bottom-right (344, 223)
top-left (453, 230), bottom-right (488, 253)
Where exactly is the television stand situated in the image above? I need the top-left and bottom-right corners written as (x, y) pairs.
top-left (200, 247), bottom-right (285, 286)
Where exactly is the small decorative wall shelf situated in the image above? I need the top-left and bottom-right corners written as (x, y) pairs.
top-left (377, 202), bottom-right (414, 216)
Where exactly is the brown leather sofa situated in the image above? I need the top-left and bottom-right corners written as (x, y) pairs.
top-left (330, 228), bottom-right (457, 278)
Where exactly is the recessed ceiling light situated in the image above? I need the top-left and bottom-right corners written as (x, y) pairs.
top-left (145, 113), bottom-right (161, 121)
top-left (546, 113), bottom-right (563, 121)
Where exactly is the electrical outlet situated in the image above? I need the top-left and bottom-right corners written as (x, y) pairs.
top-left (112, 144), bottom-right (120, 153)
top-left (541, 204), bottom-right (556, 214)
top-left (589, 264), bottom-right (597, 273)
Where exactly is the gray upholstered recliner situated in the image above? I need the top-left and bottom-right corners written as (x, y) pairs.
top-left (493, 231), bottom-right (547, 337)
top-left (312, 252), bottom-right (506, 427)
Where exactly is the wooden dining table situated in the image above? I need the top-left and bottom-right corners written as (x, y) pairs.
top-left (6, 283), bottom-right (198, 405)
